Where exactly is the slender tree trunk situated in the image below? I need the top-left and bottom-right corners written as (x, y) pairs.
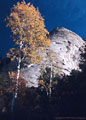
top-left (11, 40), bottom-right (23, 112)
top-left (11, 56), bottom-right (21, 112)
top-left (15, 56), bottom-right (21, 98)
top-left (49, 63), bottom-right (52, 96)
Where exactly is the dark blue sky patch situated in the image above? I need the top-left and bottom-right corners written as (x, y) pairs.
top-left (0, 0), bottom-right (86, 57)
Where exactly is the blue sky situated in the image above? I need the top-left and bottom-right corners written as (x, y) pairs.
top-left (0, 0), bottom-right (86, 57)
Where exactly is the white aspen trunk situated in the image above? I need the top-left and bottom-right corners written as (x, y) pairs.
top-left (49, 63), bottom-right (53, 96)
top-left (15, 40), bottom-right (23, 98)
top-left (15, 56), bottom-right (21, 98)
top-left (11, 40), bottom-right (23, 112)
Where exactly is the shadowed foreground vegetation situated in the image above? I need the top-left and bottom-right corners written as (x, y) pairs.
top-left (0, 46), bottom-right (86, 120)
top-left (0, 66), bottom-right (86, 120)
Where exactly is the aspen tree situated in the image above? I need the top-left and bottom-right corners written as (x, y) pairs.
top-left (7, 0), bottom-right (50, 112)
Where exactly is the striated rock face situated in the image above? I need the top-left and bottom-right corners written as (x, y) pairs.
top-left (49, 27), bottom-right (85, 74)
top-left (22, 27), bottom-right (86, 87)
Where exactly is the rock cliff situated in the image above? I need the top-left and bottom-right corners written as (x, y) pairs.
top-left (22, 27), bottom-right (86, 87)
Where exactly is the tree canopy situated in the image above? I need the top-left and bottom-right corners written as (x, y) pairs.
top-left (7, 0), bottom-right (50, 64)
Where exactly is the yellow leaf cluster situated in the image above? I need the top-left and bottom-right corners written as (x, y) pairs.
top-left (8, 72), bottom-right (15, 79)
top-left (7, 0), bottom-right (51, 64)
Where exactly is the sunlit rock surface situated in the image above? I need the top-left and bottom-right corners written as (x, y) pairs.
top-left (49, 27), bottom-right (85, 74)
top-left (22, 27), bottom-right (85, 87)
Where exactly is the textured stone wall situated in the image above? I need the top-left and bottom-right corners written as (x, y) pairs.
top-left (22, 27), bottom-right (86, 87)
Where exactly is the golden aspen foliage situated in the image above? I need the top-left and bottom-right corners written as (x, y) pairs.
top-left (7, 0), bottom-right (50, 64)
